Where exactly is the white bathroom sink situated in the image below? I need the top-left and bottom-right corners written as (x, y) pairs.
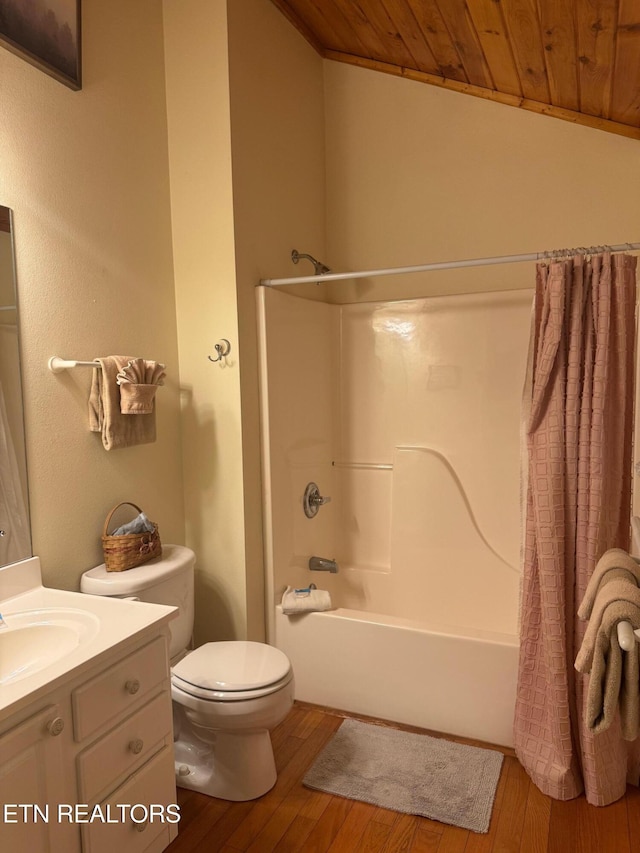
top-left (0, 608), bottom-right (100, 685)
top-left (0, 556), bottom-right (177, 719)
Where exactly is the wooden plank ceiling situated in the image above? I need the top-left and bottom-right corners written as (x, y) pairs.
top-left (270, 0), bottom-right (640, 140)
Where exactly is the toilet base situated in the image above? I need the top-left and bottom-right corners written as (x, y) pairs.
top-left (174, 728), bottom-right (278, 801)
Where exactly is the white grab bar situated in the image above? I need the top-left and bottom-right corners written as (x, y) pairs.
top-left (616, 521), bottom-right (640, 650)
top-left (616, 621), bottom-right (640, 651)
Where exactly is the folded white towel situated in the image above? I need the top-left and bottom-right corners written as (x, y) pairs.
top-left (281, 584), bottom-right (332, 615)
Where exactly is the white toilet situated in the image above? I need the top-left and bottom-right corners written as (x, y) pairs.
top-left (81, 544), bottom-right (294, 801)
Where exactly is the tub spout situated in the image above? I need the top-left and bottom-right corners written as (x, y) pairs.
top-left (309, 556), bottom-right (339, 573)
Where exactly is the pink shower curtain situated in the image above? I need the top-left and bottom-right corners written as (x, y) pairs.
top-left (514, 252), bottom-right (639, 806)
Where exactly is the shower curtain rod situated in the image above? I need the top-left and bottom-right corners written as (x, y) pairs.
top-left (259, 242), bottom-right (640, 287)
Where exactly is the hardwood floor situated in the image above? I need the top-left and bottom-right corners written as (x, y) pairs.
top-left (166, 703), bottom-right (640, 852)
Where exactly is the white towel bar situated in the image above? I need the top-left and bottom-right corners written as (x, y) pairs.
top-left (48, 357), bottom-right (100, 373)
top-left (48, 357), bottom-right (166, 374)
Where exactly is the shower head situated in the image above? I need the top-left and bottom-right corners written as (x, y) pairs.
top-left (291, 249), bottom-right (331, 277)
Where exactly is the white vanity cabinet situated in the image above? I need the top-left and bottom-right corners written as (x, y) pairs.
top-left (0, 628), bottom-right (178, 853)
top-left (0, 702), bottom-right (78, 852)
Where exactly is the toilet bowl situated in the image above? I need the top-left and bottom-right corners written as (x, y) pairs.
top-left (170, 640), bottom-right (294, 800)
top-left (81, 545), bottom-right (294, 801)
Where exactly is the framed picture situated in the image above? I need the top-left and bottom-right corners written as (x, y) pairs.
top-left (0, 0), bottom-right (81, 90)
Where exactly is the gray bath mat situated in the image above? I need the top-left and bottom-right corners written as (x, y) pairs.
top-left (303, 719), bottom-right (504, 833)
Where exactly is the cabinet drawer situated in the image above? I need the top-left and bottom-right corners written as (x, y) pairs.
top-left (72, 637), bottom-right (168, 742)
top-left (77, 691), bottom-right (173, 802)
top-left (81, 746), bottom-right (178, 853)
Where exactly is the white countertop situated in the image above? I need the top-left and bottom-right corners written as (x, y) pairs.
top-left (0, 556), bottom-right (177, 721)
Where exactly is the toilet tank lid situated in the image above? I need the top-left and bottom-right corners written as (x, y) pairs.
top-left (80, 544), bottom-right (195, 596)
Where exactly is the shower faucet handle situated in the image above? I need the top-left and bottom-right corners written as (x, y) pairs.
top-left (303, 482), bottom-right (331, 518)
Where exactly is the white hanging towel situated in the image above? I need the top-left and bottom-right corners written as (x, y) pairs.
top-left (281, 584), bottom-right (332, 615)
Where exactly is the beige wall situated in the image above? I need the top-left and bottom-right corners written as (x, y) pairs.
top-left (227, 0), bottom-right (326, 640)
top-left (323, 63), bottom-right (640, 304)
top-left (164, 0), bottom-right (246, 644)
top-left (0, 0), bottom-right (184, 590)
top-left (164, 0), bottom-right (325, 642)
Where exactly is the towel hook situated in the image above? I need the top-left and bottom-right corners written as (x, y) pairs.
top-left (208, 339), bottom-right (231, 363)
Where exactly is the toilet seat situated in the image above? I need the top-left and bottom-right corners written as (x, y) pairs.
top-left (171, 641), bottom-right (292, 702)
top-left (171, 670), bottom-right (293, 702)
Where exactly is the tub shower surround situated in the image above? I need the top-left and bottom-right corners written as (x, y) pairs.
top-left (258, 285), bottom-right (532, 746)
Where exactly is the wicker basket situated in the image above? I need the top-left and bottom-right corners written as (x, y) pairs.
top-left (102, 501), bottom-right (162, 572)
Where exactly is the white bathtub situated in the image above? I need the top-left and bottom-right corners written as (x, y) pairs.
top-left (275, 605), bottom-right (519, 747)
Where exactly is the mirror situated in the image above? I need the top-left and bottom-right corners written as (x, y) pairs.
top-left (0, 205), bottom-right (31, 566)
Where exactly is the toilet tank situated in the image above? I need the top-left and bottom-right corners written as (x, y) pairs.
top-left (81, 544), bottom-right (195, 661)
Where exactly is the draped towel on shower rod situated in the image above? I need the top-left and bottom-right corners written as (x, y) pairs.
top-left (259, 242), bottom-right (640, 286)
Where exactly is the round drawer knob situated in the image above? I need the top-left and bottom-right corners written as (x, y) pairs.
top-left (125, 679), bottom-right (140, 695)
top-left (128, 738), bottom-right (144, 755)
top-left (133, 819), bottom-right (148, 833)
top-left (47, 717), bottom-right (64, 737)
